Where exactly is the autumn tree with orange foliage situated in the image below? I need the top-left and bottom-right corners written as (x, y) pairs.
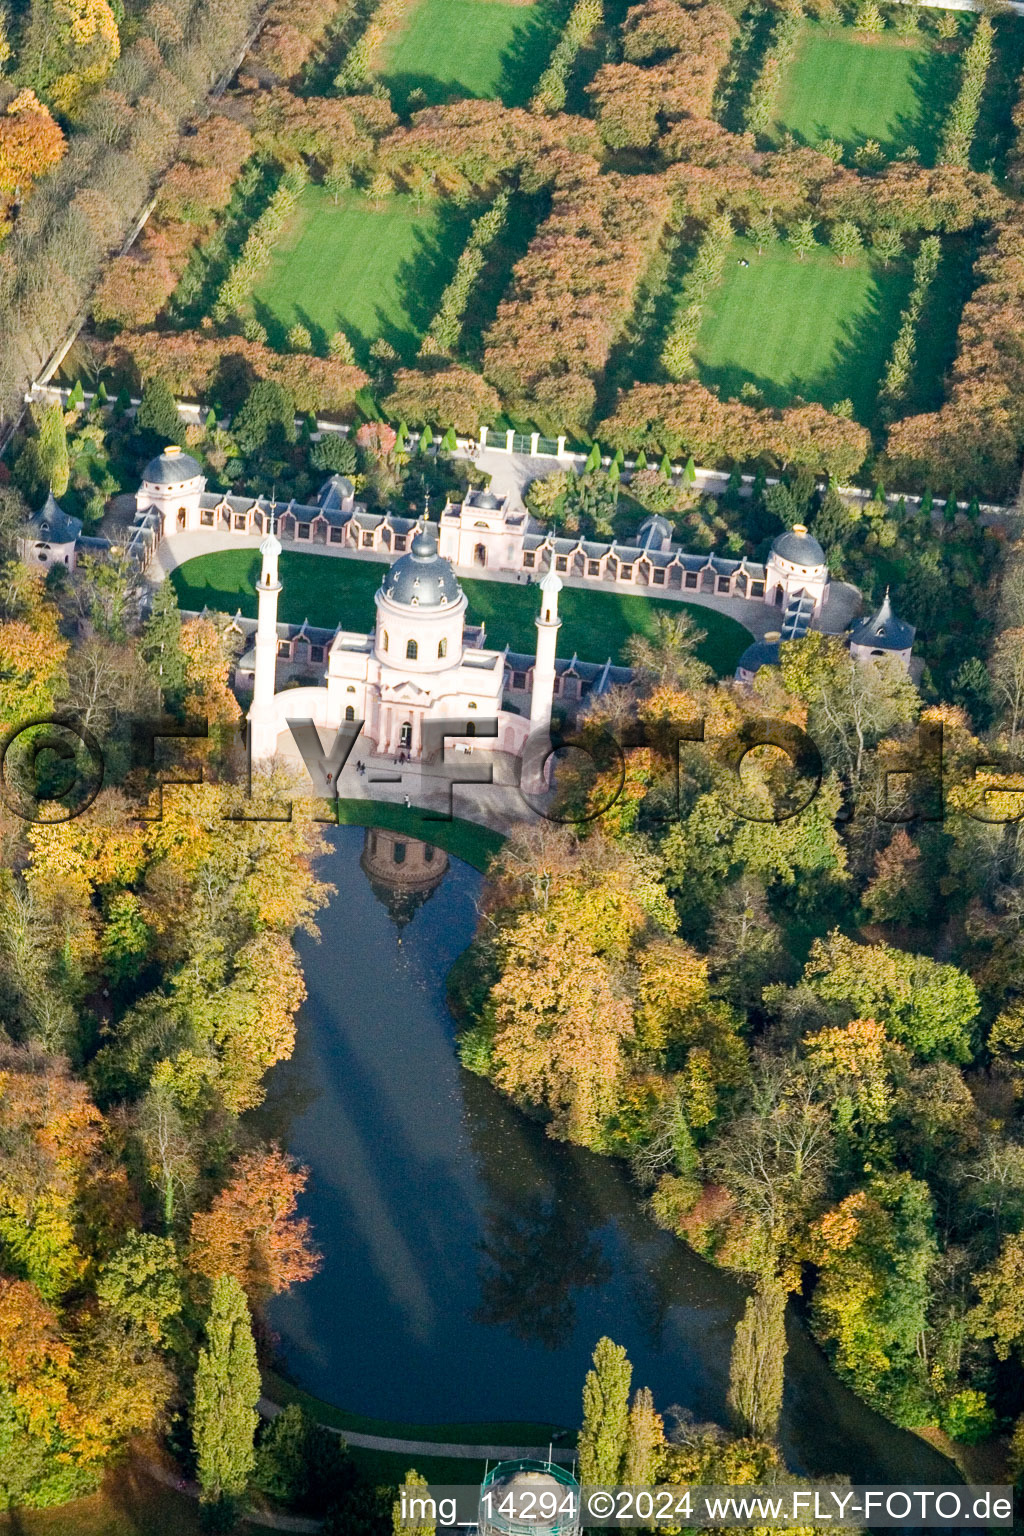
top-left (0, 91), bottom-right (66, 220)
top-left (188, 1147), bottom-right (320, 1304)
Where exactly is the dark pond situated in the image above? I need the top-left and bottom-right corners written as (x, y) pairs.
top-left (258, 825), bottom-right (955, 1483)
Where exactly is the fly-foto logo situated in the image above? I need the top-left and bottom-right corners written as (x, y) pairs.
top-left (0, 713), bottom-right (1021, 829)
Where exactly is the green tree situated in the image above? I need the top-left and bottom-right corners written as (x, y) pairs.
top-left (96, 1233), bottom-right (184, 1348)
top-left (830, 221), bottom-right (863, 266)
top-left (136, 378), bottom-right (183, 446)
top-left (37, 403), bottom-right (69, 498)
top-left (872, 227), bottom-right (903, 267)
top-left (328, 331), bottom-right (356, 364)
top-left (623, 1387), bottom-right (663, 1485)
top-left (286, 324), bottom-right (312, 353)
top-left (232, 380), bottom-right (297, 456)
top-left (579, 1337), bottom-right (632, 1485)
top-left (790, 218), bottom-right (817, 261)
top-left (393, 1469), bottom-right (435, 1535)
top-left (141, 580), bottom-right (188, 714)
top-left (192, 1274), bottom-right (260, 1508)
top-left (727, 1281), bottom-right (787, 1440)
top-left (312, 433), bottom-right (357, 477)
top-left (749, 212), bottom-right (778, 255)
top-left (803, 930), bottom-right (979, 1063)
top-left (626, 611), bottom-right (711, 692)
top-left (585, 442), bottom-right (602, 473)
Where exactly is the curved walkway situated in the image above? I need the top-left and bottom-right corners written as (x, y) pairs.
top-left (259, 1396), bottom-right (574, 1462)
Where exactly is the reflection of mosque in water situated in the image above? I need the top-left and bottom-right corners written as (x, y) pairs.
top-left (359, 828), bottom-right (449, 933)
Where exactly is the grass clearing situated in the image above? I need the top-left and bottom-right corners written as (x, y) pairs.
top-left (249, 189), bottom-right (477, 364)
top-left (169, 549), bottom-right (752, 674)
top-left (692, 237), bottom-right (912, 424)
top-left (769, 23), bottom-right (961, 160)
top-left (377, 0), bottom-right (562, 112)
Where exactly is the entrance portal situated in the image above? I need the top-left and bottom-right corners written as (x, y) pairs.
top-left (399, 721), bottom-right (412, 750)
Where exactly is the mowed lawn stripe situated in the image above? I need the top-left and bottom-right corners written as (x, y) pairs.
top-left (377, 0), bottom-right (561, 110)
top-left (250, 189), bottom-right (476, 363)
top-left (169, 549), bottom-right (752, 674)
top-left (694, 237), bottom-right (911, 423)
top-left (770, 23), bottom-right (960, 160)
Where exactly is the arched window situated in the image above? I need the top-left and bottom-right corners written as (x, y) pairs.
top-left (406, 638), bottom-right (418, 660)
top-left (382, 630), bottom-right (389, 651)
top-left (345, 705), bottom-right (355, 721)
top-left (437, 637), bottom-right (447, 659)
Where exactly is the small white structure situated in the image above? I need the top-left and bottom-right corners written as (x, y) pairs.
top-left (136, 445), bottom-right (206, 535)
top-left (248, 523), bottom-right (557, 765)
top-left (438, 486), bottom-right (528, 570)
top-left (765, 524), bottom-right (830, 617)
top-left (849, 588), bottom-right (915, 671)
top-left (19, 491), bottom-right (83, 572)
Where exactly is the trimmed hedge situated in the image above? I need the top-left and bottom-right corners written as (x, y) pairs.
top-left (743, 8), bottom-right (801, 139)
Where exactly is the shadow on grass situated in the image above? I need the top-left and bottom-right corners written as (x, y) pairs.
top-left (973, 13), bottom-right (1024, 177)
top-left (495, 0), bottom-right (567, 106)
top-left (384, 200), bottom-right (481, 357)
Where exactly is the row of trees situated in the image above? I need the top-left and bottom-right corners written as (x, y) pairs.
top-left (661, 213), bottom-right (732, 382)
top-left (92, 114), bottom-right (256, 329)
top-left (420, 191), bottom-right (509, 357)
top-left (937, 15), bottom-right (992, 170)
top-left (530, 0), bottom-right (603, 114)
top-left (0, 0), bottom-right (272, 427)
top-left (212, 163), bottom-right (307, 321)
top-left (882, 212), bottom-right (1024, 495)
top-left (597, 379), bottom-right (870, 482)
top-left (483, 160), bottom-right (673, 434)
top-left (105, 326), bottom-right (367, 412)
top-left (743, 6), bottom-right (801, 139)
top-left (587, 0), bottom-right (738, 150)
top-left (878, 234), bottom-right (940, 415)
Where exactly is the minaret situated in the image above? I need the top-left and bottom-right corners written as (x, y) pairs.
top-left (523, 569), bottom-right (562, 789)
top-left (249, 524), bottom-right (283, 761)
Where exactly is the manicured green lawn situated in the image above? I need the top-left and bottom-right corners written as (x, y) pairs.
top-left (249, 190), bottom-right (477, 364)
top-left (169, 549), bottom-right (752, 674)
top-left (693, 237), bottom-right (912, 425)
top-left (769, 23), bottom-right (961, 159)
top-left (377, 0), bottom-right (562, 112)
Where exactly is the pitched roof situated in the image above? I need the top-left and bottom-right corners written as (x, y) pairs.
top-left (25, 491), bottom-right (82, 544)
top-left (849, 589), bottom-right (915, 651)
